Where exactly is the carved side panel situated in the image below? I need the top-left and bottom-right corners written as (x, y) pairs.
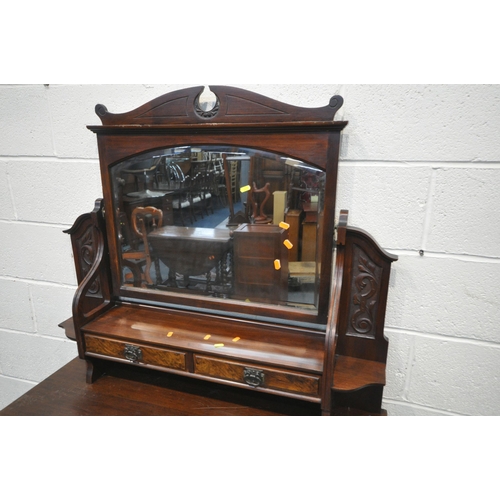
top-left (64, 200), bottom-right (113, 360)
top-left (65, 213), bottom-right (102, 298)
top-left (336, 226), bottom-right (398, 363)
top-left (64, 200), bottom-right (112, 325)
top-left (346, 244), bottom-right (383, 339)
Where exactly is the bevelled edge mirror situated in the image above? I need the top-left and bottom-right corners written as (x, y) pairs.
top-left (88, 86), bottom-right (348, 326)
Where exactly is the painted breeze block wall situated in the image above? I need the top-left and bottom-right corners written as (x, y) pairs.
top-left (1, 84), bottom-right (499, 415)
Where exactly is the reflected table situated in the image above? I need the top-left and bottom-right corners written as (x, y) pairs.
top-left (148, 226), bottom-right (232, 293)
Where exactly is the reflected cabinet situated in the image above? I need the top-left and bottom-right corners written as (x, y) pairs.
top-left (62, 86), bottom-right (397, 415)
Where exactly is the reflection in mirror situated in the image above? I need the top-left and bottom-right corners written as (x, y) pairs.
top-left (111, 146), bottom-right (326, 311)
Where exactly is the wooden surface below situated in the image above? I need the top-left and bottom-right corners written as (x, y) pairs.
top-left (0, 358), bottom-right (385, 416)
top-left (0, 358), bottom-right (321, 416)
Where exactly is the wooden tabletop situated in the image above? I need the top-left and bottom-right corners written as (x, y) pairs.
top-left (0, 358), bottom-right (326, 416)
top-left (149, 226), bottom-right (232, 242)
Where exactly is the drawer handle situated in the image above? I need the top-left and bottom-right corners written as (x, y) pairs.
top-left (124, 344), bottom-right (143, 363)
top-left (243, 367), bottom-right (265, 388)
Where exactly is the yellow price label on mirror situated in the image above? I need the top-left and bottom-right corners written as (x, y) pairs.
top-left (279, 221), bottom-right (290, 230)
top-left (283, 239), bottom-right (293, 250)
top-left (214, 343), bottom-right (225, 348)
top-left (274, 259), bottom-right (281, 270)
top-left (240, 185), bottom-right (251, 193)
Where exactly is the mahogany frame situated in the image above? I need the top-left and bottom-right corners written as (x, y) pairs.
top-left (88, 85), bottom-right (346, 324)
top-left (63, 86), bottom-right (398, 415)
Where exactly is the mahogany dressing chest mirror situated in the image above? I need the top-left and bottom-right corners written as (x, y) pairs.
top-left (63, 86), bottom-right (397, 415)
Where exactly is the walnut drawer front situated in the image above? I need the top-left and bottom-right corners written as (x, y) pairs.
top-left (194, 355), bottom-right (319, 397)
top-left (85, 335), bottom-right (187, 371)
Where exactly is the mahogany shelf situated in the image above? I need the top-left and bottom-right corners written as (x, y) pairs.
top-left (333, 355), bottom-right (386, 391)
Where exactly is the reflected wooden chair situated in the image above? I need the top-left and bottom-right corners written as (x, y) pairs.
top-left (171, 175), bottom-right (194, 225)
top-left (122, 206), bottom-right (163, 287)
top-left (229, 160), bottom-right (239, 203)
top-left (209, 158), bottom-right (227, 208)
top-left (213, 166), bottom-right (228, 208)
top-left (190, 172), bottom-right (205, 221)
top-left (200, 171), bottom-right (214, 215)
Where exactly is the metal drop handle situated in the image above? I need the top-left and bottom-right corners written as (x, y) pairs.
top-left (243, 367), bottom-right (265, 388)
top-left (124, 344), bottom-right (143, 363)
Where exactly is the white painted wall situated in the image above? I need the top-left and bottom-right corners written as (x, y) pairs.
top-left (1, 84), bottom-right (499, 415)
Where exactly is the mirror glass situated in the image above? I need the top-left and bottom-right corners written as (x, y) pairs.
top-left (111, 145), bottom-right (326, 311)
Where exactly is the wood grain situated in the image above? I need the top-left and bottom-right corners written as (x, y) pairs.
top-left (194, 355), bottom-right (320, 398)
top-left (82, 303), bottom-right (324, 374)
top-left (333, 355), bottom-right (386, 391)
top-left (0, 358), bottom-right (324, 416)
top-left (85, 335), bottom-right (187, 371)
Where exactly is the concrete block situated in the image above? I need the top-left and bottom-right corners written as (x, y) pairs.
top-left (337, 163), bottom-right (430, 250)
top-left (382, 401), bottom-right (451, 416)
top-left (407, 336), bottom-right (500, 415)
top-left (0, 222), bottom-right (77, 285)
top-left (0, 85), bottom-right (54, 156)
top-left (386, 255), bottom-right (500, 343)
top-left (0, 164), bottom-right (15, 219)
top-left (384, 329), bottom-right (412, 400)
top-left (6, 158), bottom-right (102, 225)
top-left (340, 84), bottom-right (500, 162)
top-left (0, 330), bottom-right (77, 382)
top-left (29, 283), bottom-right (76, 339)
top-left (0, 279), bottom-right (35, 332)
top-left (47, 84), bottom-right (187, 159)
top-left (0, 375), bottom-right (36, 412)
top-left (427, 167), bottom-right (500, 258)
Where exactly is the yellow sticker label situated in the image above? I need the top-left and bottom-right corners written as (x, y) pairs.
top-left (279, 221), bottom-right (290, 230)
top-left (204, 334), bottom-right (211, 340)
top-left (240, 185), bottom-right (251, 193)
top-left (232, 337), bottom-right (241, 342)
top-left (214, 343), bottom-right (225, 348)
top-left (274, 259), bottom-right (281, 270)
top-left (283, 239), bottom-right (293, 250)
top-left (167, 332), bottom-right (174, 337)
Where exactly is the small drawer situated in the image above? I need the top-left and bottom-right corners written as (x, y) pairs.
top-left (194, 355), bottom-right (319, 397)
top-left (85, 335), bottom-right (186, 371)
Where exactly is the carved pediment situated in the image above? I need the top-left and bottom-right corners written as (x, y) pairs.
top-left (94, 85), bottom-right (344, 126)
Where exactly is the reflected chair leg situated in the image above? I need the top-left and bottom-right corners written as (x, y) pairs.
top-left (154, 258), bottom-right (162, 286)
